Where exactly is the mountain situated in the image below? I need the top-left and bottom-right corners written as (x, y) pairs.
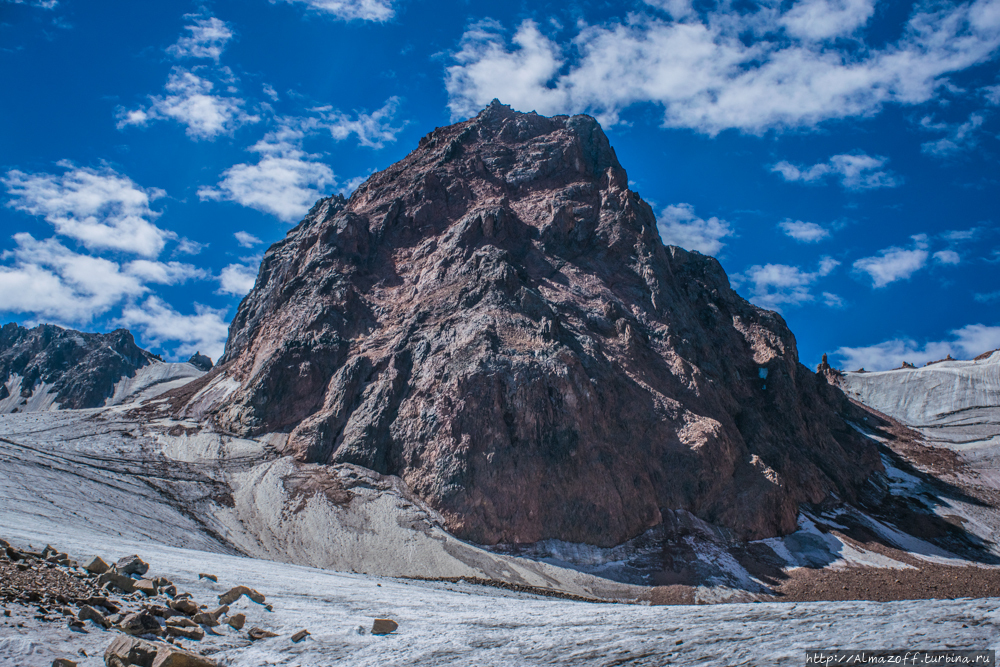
top-left (0, 322), bottom-right (209, 414)
top-left (836, 351), bottom-right (1000, 450)
top-left (183, 100), bottom-right (881, 548)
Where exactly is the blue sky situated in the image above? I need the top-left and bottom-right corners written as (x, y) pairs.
top-left (1, 0), bottom-right (998, 370)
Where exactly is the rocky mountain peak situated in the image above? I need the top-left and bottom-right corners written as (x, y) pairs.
top-left (195, 103), bottom-right (880, 548)
top-left (0, 323), bottom-right (156, 412)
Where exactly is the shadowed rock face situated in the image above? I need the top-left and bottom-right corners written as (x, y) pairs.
top-left (0, 322), bottom-right (155, 410)
top-left (204, 101), bottom-right (880, 547)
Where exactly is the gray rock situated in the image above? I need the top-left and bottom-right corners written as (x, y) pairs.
top-left (115, 555), bottom-right (149, 576)
top-left (103, 634), bottom-right (217, 667)
top-left (247, 627), bottom-right (278, 641)
top-left (187, 353), bottom-right (213, 372)
top-left (218, 585), bottom-right (264, 605)
top-left (117, 611), bottom-right (161, 636)
top-left (97, 571), bottom-right (135, 594)
top-left (372, 618), bottom-right (398, 635)
top-left (77, 604), bottom-right (110, 629)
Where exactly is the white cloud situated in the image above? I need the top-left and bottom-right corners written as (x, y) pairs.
top-left (0, 234), bottom-right (147, 322)
top-left (234, 231), bottom-right (263, 247)
top-left (853, 235), bottom-right (930, 287)
top-left (735, 256), bottom-right (839, 311)
top-left (314, 97), bottom-right (403, 148)
top-left (446, 0), bottom-right (1000, 135)
top-left (166, 15), bottom-right (234, 61)
top-left (779, 219), bottom-right (830, 242)
top-left (199, 146), bottom-right (335, 223)
top-left (273, 0), bottom-right (395, 22)
top-left (835, 324), bottom-right (1000, 370)
top-left (771, 153), bottom-right (899, 190)
top-left (975, 290), bottom-right (1000, 302)
top-left (779, 0), bottom-right (876, 41)
top-left (822, 291), bottom-right (845, 307)
top-left (117, 68), bottom-right (259, 140)
top-left (119, 296), bottom-right (229, 361)
top-left (920, 113), bottom-right (986, 156)
top-left (175, 238), bottom-right (206, 255)
top-left (4, 0), bottom-right (58, 8)
top-left (933, 249), bottom-right (961, 264)
top-left (124, 260), bottom-right (207, 285)
top-left (199, 101), bottom-right (400, 221)
top-left (3, 164), bottom-right (172, 257)
top-left (217, 263), bottom-right (258, 296)
top-left (656, 203), bottom-right (733, 255)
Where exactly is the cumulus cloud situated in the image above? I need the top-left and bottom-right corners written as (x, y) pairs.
top-left (447, 0), bottom-right (1000, 135)
top-left (273, 0), bottom-right (395, 22)
top-left (175, 238), bottom-right (206, 255)
top-left (217, 263), bottom-right (258, 296)
top-left (0, 234), bottom-right (147, 322)
top-left (920, 113), bottom-right (986, 156)
top-left (933, 249), bottom-right (961, 264)
top-left (3, 164), bottom-right (173, 257)
top-left (234, 231), bottom-right (262, 247)
top-left (166, 15), bottom-right (234, 61)
top-left (124, 260), bottom-right (207, 284)
top-left (771, 153), bottom-right (899, 190)
top-left (779, 219), bottom-right (830, 242)
top-left (117, 69), bottom-right (259, 140)
top-left (853, 235), bottom-right (929, 287)
top-left (656, 203), bottom-right (733, 255)
top-left (779, 0), bottom-right (876, 41)
top-left (835, 324), bottom-right (1000, 370)
top-left (198, 143), bottom-right (336, 223)
top-left (119, 296), bottom-right (229, 361)
top-left (200, 100), bottom-right (401, 221)
top-left (735, 256), bottom-right (839, 311)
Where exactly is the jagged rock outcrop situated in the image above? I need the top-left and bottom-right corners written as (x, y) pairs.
top-left (192, 101), bottom-right (881, 547)
top-left (187, 352), bottom-right (214, 372)
top-left (0, 323), bottom-right (156, 412)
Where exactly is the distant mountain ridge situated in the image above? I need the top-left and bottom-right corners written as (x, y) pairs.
top-left (0, 322), bottom-right (211, 413)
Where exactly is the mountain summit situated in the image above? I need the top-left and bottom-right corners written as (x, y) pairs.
top-left (189, 101), bottom-right (880, 547)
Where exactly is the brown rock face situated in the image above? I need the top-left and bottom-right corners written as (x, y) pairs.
top-left (200, 100), bottom-right (880, 547)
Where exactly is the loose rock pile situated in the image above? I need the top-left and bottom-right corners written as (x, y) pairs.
top-left (2, 536), bottom-right (400, 665)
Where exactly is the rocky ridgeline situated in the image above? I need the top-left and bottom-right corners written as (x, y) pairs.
top-left (0, 323), bottom-right (156, 412)
top-left (0, 537), bottom-right (382, 667)
top-left (187, 100), bottom-right (881, 547)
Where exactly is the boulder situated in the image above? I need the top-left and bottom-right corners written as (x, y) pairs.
top-left (82, 556), bottom-right (110, 575)
top-left (51, 660), bottom-right (77, 667)
top-left (115, 555), bottom-right (149, 576)
top-left (97, 571), bottom-right (136, 594)
top-left (165, 624), bottom-right (205, 641)
top-left (78, 604), bottom-right (111, 629)
top-left (371, 618), bottom-right (398, 635)
top-left (168, 599), bottom-right (199, 616)
top-left (247, 627), bottom-right (278, 640)
top-left (135, 580), bottom-right (157, 596)
top-left (117, 611), bottom-right (162, 636)
top-left (291, 629), bottom-right (310, 643)
top-left (226, 613), bottom-right (246, 630)
top-left (103, 634), bottom-right (218, 667)
top-left (191, 612), bottom-right (219, 628)
top-left (196, 573), bottom-right (217, 583)
top-left (218, 586), bottom-right (264, 606)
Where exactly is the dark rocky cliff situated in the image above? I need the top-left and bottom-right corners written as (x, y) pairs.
top-left (198, 101), bottom-right (881, 547)
top-left (0, 323), bottom-right (156, 410)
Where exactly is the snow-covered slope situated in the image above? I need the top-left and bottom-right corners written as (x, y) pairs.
top-left (3, 525), bottom-right (999, 667)
top-left (839, 351), bottom-right (1000, 449)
